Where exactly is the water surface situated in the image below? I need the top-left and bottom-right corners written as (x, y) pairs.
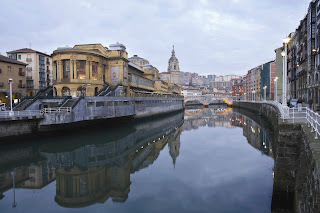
top-left (0, 107), bottom-right (274, 212)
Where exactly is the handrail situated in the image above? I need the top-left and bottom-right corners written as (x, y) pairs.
top-left (238, 100), bottom-right (320, 139)
top-left (57, 96), bottom-right (72, 107)
top-left (41, 107), bottom-right (72, 113)
top-left (72, 96), bottom-right (83, 109)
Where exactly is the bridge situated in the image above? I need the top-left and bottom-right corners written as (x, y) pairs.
top-left (184, 94), bottom-right (234, 106)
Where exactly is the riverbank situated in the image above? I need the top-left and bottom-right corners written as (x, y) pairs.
top-left (232, 101), bottom-right (320, 213)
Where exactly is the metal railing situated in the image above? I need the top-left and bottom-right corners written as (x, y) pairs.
top-left (239, 100), bottom-right (320, 139)
top-left (0, 110), bottom-right (43, 119)
top-left (0, 107), bottom-right (72, 119)
top-left (41, 107), bottom-right (72, 113)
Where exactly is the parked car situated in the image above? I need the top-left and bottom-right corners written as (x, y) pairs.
top-left (290, 99), bottom-right (298, 108)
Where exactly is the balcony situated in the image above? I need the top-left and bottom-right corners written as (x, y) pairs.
top-left (27, 76), bottom-right (33, 80)
top-left (128, 74), bottom-right (154, 91)
top-left (27, 67), bottom-right (32, 71)
top-left (26, 58), bottom-right (32, 62)
top-left (19, 70), bottom-right (25, 76)
top-left (26, 80), bottom-right (34, 88)
top-left (0, 82), bottom-right (3, 87)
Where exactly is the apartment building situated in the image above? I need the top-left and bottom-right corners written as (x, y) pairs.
top-left (7, 48), bottom-right (53, 96)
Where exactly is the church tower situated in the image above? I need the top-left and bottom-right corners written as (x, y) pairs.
top-left (167, 45), bottom-right (180, 85)
top-left (168, 127), bottom-right (182, 169)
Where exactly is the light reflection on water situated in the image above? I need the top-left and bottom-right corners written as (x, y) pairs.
top-left (0, 107), bottom-right (273, 213)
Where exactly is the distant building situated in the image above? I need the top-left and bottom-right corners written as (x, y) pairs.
top-left (7, 48), bottom-right (53, 96)
top-left (181, 87), bottom-right (202, 97)
top-left (160, 46), bottom-right (180, 85)
top-left (0, 54), bottom-right (27, 105)
top-left (128, 55), bottom-right (149, 67)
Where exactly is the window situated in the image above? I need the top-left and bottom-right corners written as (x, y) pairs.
top-left (92, 62), bottom-right (98, 80)
top-left (77, 60), bottom-right (86, 79)
top-left (62, 87), bottom-right (70, 96)
top-left (18, 55), bottom-right (21, 60)
top-left (62, 60), bottom-right (70, 79)
top-left (7, 66), bottom-right (11, 71)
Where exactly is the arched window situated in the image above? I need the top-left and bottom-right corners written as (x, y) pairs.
top-left (94, 87), bottom-right (99, 96)
top-left (77, 87), bottom-right (86, 97)
top-left (54, 87), bottom-right (57, 96)
top-left (62, 87), bottom-right (70, 96)
top-left (174, 65), bottom-right (176, 70)
top-left (316, 73), bottom-right (319, 82)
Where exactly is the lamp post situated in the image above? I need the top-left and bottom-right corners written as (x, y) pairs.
top-left (283, 37), bottom-right (290, 106)
top-left (8, 78), bottom-right (13, 116)
top-left (274, 77), bottom-right (278, 102)
top-left (263, 86), bottom-right (267, 101)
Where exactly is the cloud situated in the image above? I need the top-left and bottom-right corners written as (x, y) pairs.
top-left (0, 0), bottom-right (307, 76)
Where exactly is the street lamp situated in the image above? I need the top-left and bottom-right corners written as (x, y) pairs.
top-left (282, 36), bottom-right (290, 106)
top-left (274, 77), bottom-right (278, 102)
top-left (8, 78), bottom-right (13, 116)
top-left (263, 86), bottom-right (267, 101)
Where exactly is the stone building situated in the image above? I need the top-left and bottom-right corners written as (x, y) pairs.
top-left (7, 48), bottom-right (53, 96)
top-left (0, 55), bottom-right (27, 105)
top-left (52, 43), bottom-right (181, 97)
top-left (160, 46), bottom-right (181, 85)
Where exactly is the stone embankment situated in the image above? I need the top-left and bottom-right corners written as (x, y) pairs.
top-left (232, 101), bottom-right (320, 213)
top-left (0, 97), bottom-right (184, 138)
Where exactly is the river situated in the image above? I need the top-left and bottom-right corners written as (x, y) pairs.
top-left (0, 106), bottom-right (274, 213)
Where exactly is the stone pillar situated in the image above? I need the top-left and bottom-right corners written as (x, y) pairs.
top-left (70, 60), bottom-right (74, 80)
top-left (57, 60), bottom-right (62, 81)
top-left (74, 60), bottom-right (77, 79)
top-left (98, 63), bottom-right (102, 80)
top-left (86, 61), bottom-right (90, 80)
top-left (53, 61), bottom-right (57, 81)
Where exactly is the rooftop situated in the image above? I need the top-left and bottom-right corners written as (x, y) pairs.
top-left (0, 54), bottom-right (28, 66)
top-left (7, 48), bottom-right (51, 57)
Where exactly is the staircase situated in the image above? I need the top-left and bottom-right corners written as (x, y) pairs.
top-left (62, 99), bottom-right (78, 108)
top-left (13, 99), bottom-right (34, 111)
top-left (98, 84), bottom-right (110, 96)
top-left (13, 86), bottom-right (53, 111)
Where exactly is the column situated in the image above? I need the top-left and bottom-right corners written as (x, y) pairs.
top-left (53, 61), bottom-right (57, 81)
top-left (74, 60), bottom-right (77, 79)
top-left (57, 60), bottom-right (62, 81)
top-left (70, 60), bottom-right (74, 80)
top-left (86, 61), bottom-right (90, 79)
top-left (98, 63), bottom-right (102, 80)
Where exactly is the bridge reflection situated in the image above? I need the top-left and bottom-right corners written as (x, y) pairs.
top-left (184, 106), bottom-right (272, 156)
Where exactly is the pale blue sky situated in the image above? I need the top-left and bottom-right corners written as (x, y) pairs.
top-left (0, 0), bottom-right (308, 76)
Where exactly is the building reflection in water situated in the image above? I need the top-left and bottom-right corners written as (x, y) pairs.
top-left (0, 112), bottom-right (184, 208)
top-left (184, 105), bottom-right (272, 157)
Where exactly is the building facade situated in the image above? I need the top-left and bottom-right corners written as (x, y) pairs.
top-left (0, 55), bottom-right (27, 106)
top-left (7, 48), bottom-right (53, 96)
top-left (52, 43), bottom-right (181, 97)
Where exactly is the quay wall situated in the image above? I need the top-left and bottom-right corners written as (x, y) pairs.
top-left (232, 101), bottom-right (320, 213)
top-left (0, 97), bottom-right (184, 138)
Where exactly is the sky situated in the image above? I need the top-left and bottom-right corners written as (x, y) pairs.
top-left (0, 0), bottom-right (309, 76)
